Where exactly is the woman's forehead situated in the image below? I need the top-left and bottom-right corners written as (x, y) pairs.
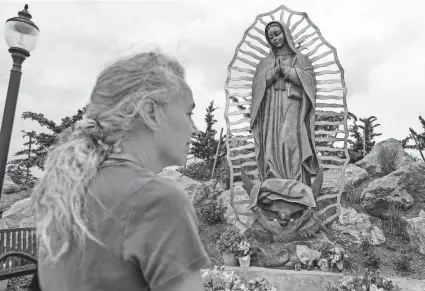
top-left (169, 84), bottom-right (194, 108)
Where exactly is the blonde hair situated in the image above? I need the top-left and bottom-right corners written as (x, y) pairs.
top-left (32, 50), bottom-right (186, 263)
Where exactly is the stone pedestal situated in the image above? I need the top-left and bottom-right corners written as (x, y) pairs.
top-left (245, 221), bottom-right (330, 269)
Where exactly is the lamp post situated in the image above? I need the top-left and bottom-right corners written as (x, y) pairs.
top-left (0, 4), bottom-right (39, 202)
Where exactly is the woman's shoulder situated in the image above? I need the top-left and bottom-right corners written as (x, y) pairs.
top-left (131, 175), bottom-right (191, 210)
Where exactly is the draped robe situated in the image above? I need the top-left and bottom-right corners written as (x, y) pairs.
top-left (250, 21), bottom-right (320, 187)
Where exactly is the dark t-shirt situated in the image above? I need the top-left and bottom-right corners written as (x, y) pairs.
top-left (38, 160), bottom-right (210, 291)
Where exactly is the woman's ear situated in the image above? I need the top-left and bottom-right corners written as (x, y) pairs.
top-left (139, 98), bottom-right (166, 131)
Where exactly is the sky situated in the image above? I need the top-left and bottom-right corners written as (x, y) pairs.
top-left (0, 0), bottom-right (424, 176)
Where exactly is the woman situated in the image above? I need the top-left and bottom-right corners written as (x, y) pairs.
top-left (32, 51), bottom-right (210, 291)
top-left (250, 21), bottom-right (320, 186)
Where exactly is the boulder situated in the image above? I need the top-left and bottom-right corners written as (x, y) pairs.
top-left (158, 169), bottom-right (204, 201)
top-left (0, 198), bottom-right (34, 229)
top-left (219, 183), bottom-right (255, 233)
top-left (355, 138), bottom-right (416, 176)
top-left (322, 164), bottom-right (369, 194)
top-left (0, 189), bottom-right (30, 215)
top-left (332, 206), bottom-right (386, 245)
top-left (345, 164), bottom-right (370, 186)
top-left (405, 216), bottom-right (425, 254)
top-left (2, 174), bottom-right (20, 194)
top-left (360, 162), bottom-right (425, 217)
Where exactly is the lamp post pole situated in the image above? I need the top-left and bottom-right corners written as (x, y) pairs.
top-left (0, 5), bottom-right (39, 202)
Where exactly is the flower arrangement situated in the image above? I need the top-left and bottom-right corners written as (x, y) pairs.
top-left (247, 278), bottom-right (277, 291)
top-left (322, 245), bottom-right (346, 271)
top-left (216, 228), bottom-right (244, 254)
top-left (325, 269), bottom-right (401, 291)
top-left (235, 240), bottom-right (252, 258)
top-left (202, 266), bottom-right (277, 291)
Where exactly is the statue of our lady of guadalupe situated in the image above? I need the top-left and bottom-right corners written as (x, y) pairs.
top-left (251, 20), bottom-right (320, 185)
top-left (243, 21), bottom-right (326, 241)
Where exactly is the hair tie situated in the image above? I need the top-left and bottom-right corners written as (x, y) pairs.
top-left (75, 118), bottom-right (102, 136)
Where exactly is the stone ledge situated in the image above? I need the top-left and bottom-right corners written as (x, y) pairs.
top-left (223, 267), bottom-right (342, 291)
top-left (218, 267), bottom-right (425, 291)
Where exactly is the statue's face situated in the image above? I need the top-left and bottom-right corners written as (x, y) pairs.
top-left (267, 25), bottom-right (285, 48)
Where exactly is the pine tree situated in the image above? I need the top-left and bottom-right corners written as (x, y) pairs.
top-left (347, 112), bottom-right (364, 163)
top-left (7, 130), bottom-right (38, 185)
top-left (315, 114), bottom-right (344, 150)
top-left (190, 101), bottom-right (222, 165)
top-left (403, 115), bottom-right (425, 161)
top-left (358, 116), bottom-right (382, 155)
top-left (13, 107), bottom-right (86, 170)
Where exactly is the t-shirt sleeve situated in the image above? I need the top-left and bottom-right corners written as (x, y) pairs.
top-left (122, 177), bottom-right (210, 291)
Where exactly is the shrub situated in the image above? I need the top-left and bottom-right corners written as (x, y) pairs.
top-left (179, 159), bottom-right (231, 190)
top-left (376, 147), bottom-right (399, 175)
top-left (394, 253), bottom-right (412, 274)
top-left (212, 158), bottom-right (231, 190)
top-left (361, 241), bottom-right (380, 269)
top-left (216, 228), bottom-right (244, 254)
top-left (179, 161), bottom-right (212, 181)
top-left (199, 199), bottom-right (227, 225)
top-left (325, 269), bottom-right (401, 291)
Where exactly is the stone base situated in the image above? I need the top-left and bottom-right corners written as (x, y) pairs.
top-left (246, 227), bottom-right (330, 269)
top-left (224, 267), bottom-right (342, 291)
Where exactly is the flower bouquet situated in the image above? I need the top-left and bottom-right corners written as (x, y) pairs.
top-left (322, 245), bottom-right (346, 272)
top-left (235, 240), bottom-right (252, 267)
top-left (216, 228), bottom-right (244, 266)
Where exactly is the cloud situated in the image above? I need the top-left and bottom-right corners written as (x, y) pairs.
top-left (0, 0), bottom-right (424, 173)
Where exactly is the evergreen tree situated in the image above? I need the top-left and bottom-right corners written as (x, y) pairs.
top-left (190, 101), bottom-right (224, 165)
top-left (358, 116), bottom-right (382, 155)
top-left (402, 115), bottom-right (425, 161)
top-left (13, 107), bottom-right (86, 170)
top-left (347, 112), bottom-right (364, 163)
top-left (315, 114), bottom-right (344, 150)
top-left (314, 113), bottom-right (347, 169)
top-left (7, 130), bottom-right (38, 185)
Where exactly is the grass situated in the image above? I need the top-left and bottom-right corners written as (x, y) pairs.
top-left (343, 179), bottom-right (362, 204)
top-left (382, 202), bottom-right (409, 239)
top-left (375, 146), bottom-right (400, 176)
